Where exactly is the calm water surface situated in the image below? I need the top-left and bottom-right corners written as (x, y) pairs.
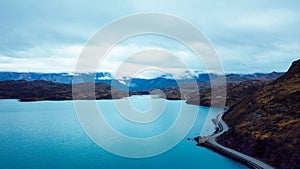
top-left (0, 97), bottom-right (248, 169)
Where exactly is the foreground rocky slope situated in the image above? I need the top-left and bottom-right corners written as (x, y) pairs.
top-left (217, 59), bottom-right (300, 169)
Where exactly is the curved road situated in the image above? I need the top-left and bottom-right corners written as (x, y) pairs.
top-left (202, 113), bottom-right (274, 169)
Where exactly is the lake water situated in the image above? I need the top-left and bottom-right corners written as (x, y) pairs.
top-left (0, 97), bottom-right (248, 169)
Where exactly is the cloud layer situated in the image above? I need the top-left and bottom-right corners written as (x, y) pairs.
top-left (0, 0), bottom-right (299, 76)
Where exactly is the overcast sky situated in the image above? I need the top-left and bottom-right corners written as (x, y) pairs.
top-left (0, 0), bottom-right (299, 77)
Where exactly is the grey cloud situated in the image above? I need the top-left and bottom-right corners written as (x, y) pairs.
top-left (0, 0), bottom-right (299, 73)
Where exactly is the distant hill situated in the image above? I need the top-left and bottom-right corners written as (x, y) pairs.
top-left (217, 59), bottom-right (300, 169)
top-left (185, 79), bottom-right (269, 108)
top-left (0, 80), bottom-right (127, 101)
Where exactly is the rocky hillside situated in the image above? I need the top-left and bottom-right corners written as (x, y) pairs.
top-left (185, 80), bottom-right (268, 108)
top-left (217, 59), bottom-right (300, 169)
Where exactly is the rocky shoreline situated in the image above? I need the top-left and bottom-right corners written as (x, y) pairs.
top-left (195, 113), bottom-right (274, 169)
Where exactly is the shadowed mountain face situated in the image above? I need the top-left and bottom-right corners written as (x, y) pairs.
top-left (217, 59), bottom-right (300, 169)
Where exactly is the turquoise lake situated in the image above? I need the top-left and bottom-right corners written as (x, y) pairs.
top-left (0, 97), bottom-right (248, 169)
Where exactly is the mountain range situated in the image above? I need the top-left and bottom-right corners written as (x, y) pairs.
top-left (0, 71), bottom-right (283, 92)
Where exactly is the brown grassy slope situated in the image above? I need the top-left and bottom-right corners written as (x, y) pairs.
top-left (217, 59), bottom-right (300, 169)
